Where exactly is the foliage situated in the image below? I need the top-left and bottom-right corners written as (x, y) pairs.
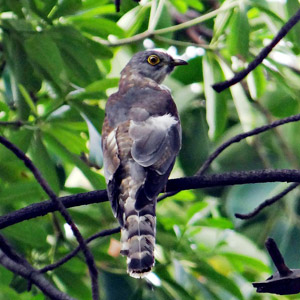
top-left (0, 0), bottom-right (300, 299)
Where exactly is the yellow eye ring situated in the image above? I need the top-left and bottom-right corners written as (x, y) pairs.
top-left (147, 55), bottom-right (160, 66)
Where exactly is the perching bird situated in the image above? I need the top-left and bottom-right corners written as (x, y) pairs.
top-left (102, 50), bottom-right (187, 278)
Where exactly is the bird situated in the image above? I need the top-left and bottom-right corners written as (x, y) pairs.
top-left (101, 50), bottom-right (187, 278)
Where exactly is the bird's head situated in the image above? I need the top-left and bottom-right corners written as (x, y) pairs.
top-left (123, 50), bottom-right (188, 84)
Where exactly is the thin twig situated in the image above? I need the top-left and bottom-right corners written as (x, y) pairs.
top-left (0, 135), bottom-right (100, 300)
top-left (40, 227), bottom-right (120, 273)
top-left (235, 183), bottom-right (299, 219)
top-left (0, 120), bottom-right (25, 127)
top-left (196, 113), bottom-right (300, 175)
top-left (212, 8), bottom-right (300, 93)
top-left (0, 234), bottom-right (75, 300)
top-left (99, 0), bottom-right (239, 47)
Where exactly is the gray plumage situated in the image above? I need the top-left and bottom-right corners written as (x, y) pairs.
top-left (101, 50), bottom-right (187, 278)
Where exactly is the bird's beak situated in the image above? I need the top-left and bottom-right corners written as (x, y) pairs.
top-left (172, 58), bottom-right (188, 66)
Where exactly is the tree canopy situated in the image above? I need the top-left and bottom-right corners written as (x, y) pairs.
top-left (1, 0), bottom-right (300, 299)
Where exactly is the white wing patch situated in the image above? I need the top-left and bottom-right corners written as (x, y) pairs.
top-left (130, 114), bottom-right (177, 137)
top-left (129, 114), bottom-right (178, 168)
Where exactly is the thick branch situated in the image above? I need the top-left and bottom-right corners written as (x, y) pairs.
top-left (1, 169), bottom-right (300, 230)
top-left (0, 190), bottom-right (107, 229)
top-left (212, 8), bottom-right (300, 93)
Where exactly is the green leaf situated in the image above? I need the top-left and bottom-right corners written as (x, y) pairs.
top-left (287, 0), bottom-right (300, 51)
top-left (250, 0), bottom-right (285, 24)
top-left (3, 221), bottom-right (49, 249)
top-left (217, 57), bottom-right (257, 133)
top-left (221, 252), bottom-right (270, 273)
top-left (2, 29), bottom-right (41, 118)
top-left (226, 182), bottom-right (280, 221)
top-left (3, 0), bottom-right (24, 18)
top-left (24, 33), bottom-right (68, 94)
top-left (50, 0), bottom-right (82, 19)
top-left (227, 6), bottom-right (250, 58)
top-left (186, 0), bottom-right (203, 11)
top-left (71, 101), bottom-right (105, 131)
top-left (203, 53), bottom-right (227, 140)
top-left (0, 129), bottom-right (33, 161)
top-left (169, 0), bottom-right (188, 13)
top-left (155, 5), bottom-right (174, 39)
top-left (45, 123), bottom-right (88, 154)
top-left (261, 81), bottom-right (298, 118)
top-left (28, 0), bottom-right (57, 16)
top-left (179, 107), bottom-right (211, 175)
top-left (211, 1), bottom-right (234, 44)
top-left (172, 56), bottom-right (203, 85)
top-left (72, 18), bottom-right (124, 38)
top-left (193, 260), bottom-right (244, 300)
top-left (29, 132), bottom-right (61, 193)
top-left (18, 84), bottom-right (37, 115)
top-left (117, 2), bottom-right (150, 36)
top-left (0, 181), bottom-right (44, 205)
top-left (68, 78), bottom-right (119, 100)
top-left (81, 0), bottom-right (109, 10)
top-left (85, 38), bottom-right (113, 59)
top-left (198, 218), bottom-right (234, 229)
top-left (1, 19), bottom-right (33, 32)
top-left (49, 26), bottom-right (102, 87)
top-left (246, 65), bottom-right (266, 100)
top-left (43, 132), bottom-right (105, 189)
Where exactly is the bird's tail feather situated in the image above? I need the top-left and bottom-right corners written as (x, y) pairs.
top-left (120, 195), bottom-right (156, 278)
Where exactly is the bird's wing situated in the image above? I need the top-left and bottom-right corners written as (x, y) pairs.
top-left (129, 109), bottom-right (181, 209)
top-left (129, 112), bottom-right (181, 174)
top-left (102, 115), bottom-right (123, 221)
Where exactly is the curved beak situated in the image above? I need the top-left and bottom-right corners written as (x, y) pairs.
top-left (172, 58), bottom-right (188, 66)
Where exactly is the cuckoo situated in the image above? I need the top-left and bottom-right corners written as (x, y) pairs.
top-left (102, 50), bottom-right (187, 278)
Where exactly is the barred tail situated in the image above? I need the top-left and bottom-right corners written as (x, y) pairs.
top-left (120, 195), bottom-right (156, 278)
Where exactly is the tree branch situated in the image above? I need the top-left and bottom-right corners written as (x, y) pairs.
top-left (196, 113), bottom-right (300, 175)
top-left (0, 190), bottom-right (107, 229)
top-left (0, 120), bottom-right (25, 127)
top-left (0, 234), bottom-right (75, 300)
top-left (1, 169), bottom-right (300, 230)
top-left (39, 227), bottom-right (121, 273)
top-left (235, 183), bottom-right (299, 220)
top-left (0, 135), bottom-right (99, 300)
top-left (99, 0), bottom-right (239, 47)
top-left (212, 8), bottom-right (300, 93)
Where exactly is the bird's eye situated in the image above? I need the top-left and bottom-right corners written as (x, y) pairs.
top-left (147, 55), bottom-right (160, 66)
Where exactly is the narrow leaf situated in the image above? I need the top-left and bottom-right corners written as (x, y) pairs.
top-left (18, 84), bottom-right (37, 115)
top-left (203, 53), bottom-right (227, 140)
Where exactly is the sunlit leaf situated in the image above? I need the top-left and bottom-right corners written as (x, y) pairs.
top-left (29, 132), bottom-right (61, 193)
top-left (227, 6), bottom-right (250, 58)
top-left (203, 53), bottom-right (227, 140)
top-left (24, 33), bottom-right (68, 94)
top-left (72, 18), bottom-right (124, 38)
